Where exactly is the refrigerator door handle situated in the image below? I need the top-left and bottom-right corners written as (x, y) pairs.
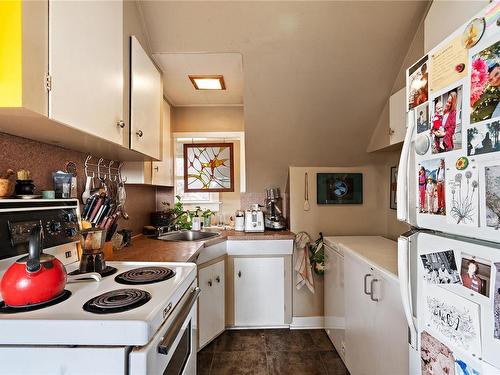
top-left (397, 110), bottom-right (415, 223)
top-left (398, 236), bottom-right (417, 349)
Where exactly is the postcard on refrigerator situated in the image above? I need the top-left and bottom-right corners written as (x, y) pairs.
top-left (429, 35), bottom-right (468, 94)
top-left (479, 163), bottom-right (500, 231)
top-left (421, 330), bottom-right (455, 375)
top-left (424, 286), bottom-right (482, 356)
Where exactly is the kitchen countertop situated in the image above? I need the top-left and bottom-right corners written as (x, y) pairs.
top-left (324, 236), bottom-right (398, 280)
top-left (112, 229), bottom-right (295, 263)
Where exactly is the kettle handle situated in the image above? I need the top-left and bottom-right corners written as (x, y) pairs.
top-left (26, 224), bottom-right (43, 273)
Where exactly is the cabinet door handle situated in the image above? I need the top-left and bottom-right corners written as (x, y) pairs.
top-left (208, 279), bottom-right (212, 287)
top-left (238, 271), bottom-right (241, 278)
top-left (363, 273), bottom-right (373, 295)
top-left (117, 120), bottom-right (125, 128)
top-left (389, 127), bottom-right (395, 136)
top-left (136, 130), bottom-right (144, 137)
top-left (216, 276), bottom-right (220, 283)
top-left (154, 166), bottom-right (159, 172)
top-left (370, 279), bottom-right (379, 302)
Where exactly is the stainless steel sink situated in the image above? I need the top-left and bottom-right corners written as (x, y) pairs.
top-left (157, 230), bottom-right (220, 242)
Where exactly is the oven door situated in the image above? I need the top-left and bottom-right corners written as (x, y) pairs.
top-left (129, 282), bottom-right (200, 375)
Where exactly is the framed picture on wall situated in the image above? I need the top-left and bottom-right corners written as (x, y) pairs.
top-left (317, 173), bottom-right (363, 204)
top-left (183, 143), bottom-right (234, 192)
top-left (390, 166), bottom-right (398, 210)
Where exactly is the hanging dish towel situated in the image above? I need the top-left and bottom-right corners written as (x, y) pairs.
top-left (294, 231), bottom-right (314, 294)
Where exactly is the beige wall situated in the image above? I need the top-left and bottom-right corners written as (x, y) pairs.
top-left (172, 106), bottom-right (244, 133)
top-left (288, 151), bottom-right (408, 317)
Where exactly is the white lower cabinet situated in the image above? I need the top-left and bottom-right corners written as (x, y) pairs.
top-left (324, 244), bottom-right (345, 361)
top-left (233, 257), bottom-right (285, 327)
top-left (198, 259), bottom-right (225, 349)
top-left (344, 252), bottom-right (407, 375)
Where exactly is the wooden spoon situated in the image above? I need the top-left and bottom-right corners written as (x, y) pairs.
top-left (304, 172), bottom-right (310, 211)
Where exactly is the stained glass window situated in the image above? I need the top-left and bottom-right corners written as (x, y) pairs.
top-left (183, 143), bottom-right (234, 192)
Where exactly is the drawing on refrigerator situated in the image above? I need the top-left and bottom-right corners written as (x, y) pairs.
top-left (455, 356), bottom-right (482, 375)
top-left (424, 287), bottom-right (481, 356)
top-left (447, 161), bottom-right (479, 226)
top-left (421, 250), bottom-right (461, 284)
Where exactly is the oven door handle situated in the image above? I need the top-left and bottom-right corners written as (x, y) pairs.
top-left (157, 287), bottom-right (201, 356)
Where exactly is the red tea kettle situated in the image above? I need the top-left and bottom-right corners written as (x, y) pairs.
top-left (0, 224), bottom-right (67, 307)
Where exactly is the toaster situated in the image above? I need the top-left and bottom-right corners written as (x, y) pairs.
top-left (244, 204), bottom-right (265, 232)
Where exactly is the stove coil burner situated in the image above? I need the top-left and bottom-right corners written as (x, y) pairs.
top-left (83, 289), bottom-right (151, 314)
top-left (114, 266), bottom-right (175, 285)
top-left (0, 290), bottom-right (72, 314)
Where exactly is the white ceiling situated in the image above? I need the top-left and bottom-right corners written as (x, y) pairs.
top-left (138, 1), bottom-right (429, 189)
top-left (153, 53), bottom-right (243, 106)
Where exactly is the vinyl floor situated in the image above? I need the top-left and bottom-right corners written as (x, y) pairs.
top-left (197, 329), bottom-right (350, 375)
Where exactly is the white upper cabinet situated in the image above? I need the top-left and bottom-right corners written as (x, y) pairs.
top-left (389, 87), bottom-right (406, 145)
top-left (48, 0), bottom-right (125, 145)
top-left (152, 100), bottom-right (174, 186)
top-left (129, 36), bottom-right (162, 160)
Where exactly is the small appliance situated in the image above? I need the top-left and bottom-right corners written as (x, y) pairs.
top-left (244, 204), bottom-right (264, 232)
top-left (264, 188), bottom-right (286, 230)
top-left (234, 210), bottom-right (245, 231)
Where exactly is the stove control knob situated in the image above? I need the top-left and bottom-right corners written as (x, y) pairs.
top-left (49, 221), bottom-right (62, 233)
top-left (66, 227), bottom-right (78, 237)
top-left (64, 212), bottom-right (77, 223)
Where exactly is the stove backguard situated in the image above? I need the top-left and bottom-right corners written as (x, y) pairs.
top-left (0, 199), bottom-right (80, 261)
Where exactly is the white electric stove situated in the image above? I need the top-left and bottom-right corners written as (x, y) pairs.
top-left (0, 199), bottom-right (199, 375)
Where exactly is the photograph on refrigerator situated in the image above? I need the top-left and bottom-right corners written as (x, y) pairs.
top-left (407, 55), bottom-right (429, 111)
top-left (421, 330), bottom-right (455, 375)
top-left (430, 85), bottom-right (463, 154)
top-left (494, 263), bottom-right (500, 340)
top-left (467, 120), bottom-right (500, 156)
top-left (417, 102), bottom-right (430, 133)
top-left (470, 40), bottom-right (500, 124)
top-left (482, 163), bottom-right (500, 230)
top-left (418, 158), bottom-right (446, 215)
top-left (424, 287), bottom-right (481, 356)
top-left (460, 253), bottom-right (491, 297)
top-left (420, 250), bottom-right (461, 284)
top-left (446, 159), bottom-right (479, 226)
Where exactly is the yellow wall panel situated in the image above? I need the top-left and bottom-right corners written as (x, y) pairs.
top-left (0, 0), bottom-right (22, 107)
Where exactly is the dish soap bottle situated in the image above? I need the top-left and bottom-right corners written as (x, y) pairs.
top-left (192, 207), bottom-right (202, 231)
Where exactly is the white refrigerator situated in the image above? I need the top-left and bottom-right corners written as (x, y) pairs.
top-left (397, 2), bottom-right (500, 375)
